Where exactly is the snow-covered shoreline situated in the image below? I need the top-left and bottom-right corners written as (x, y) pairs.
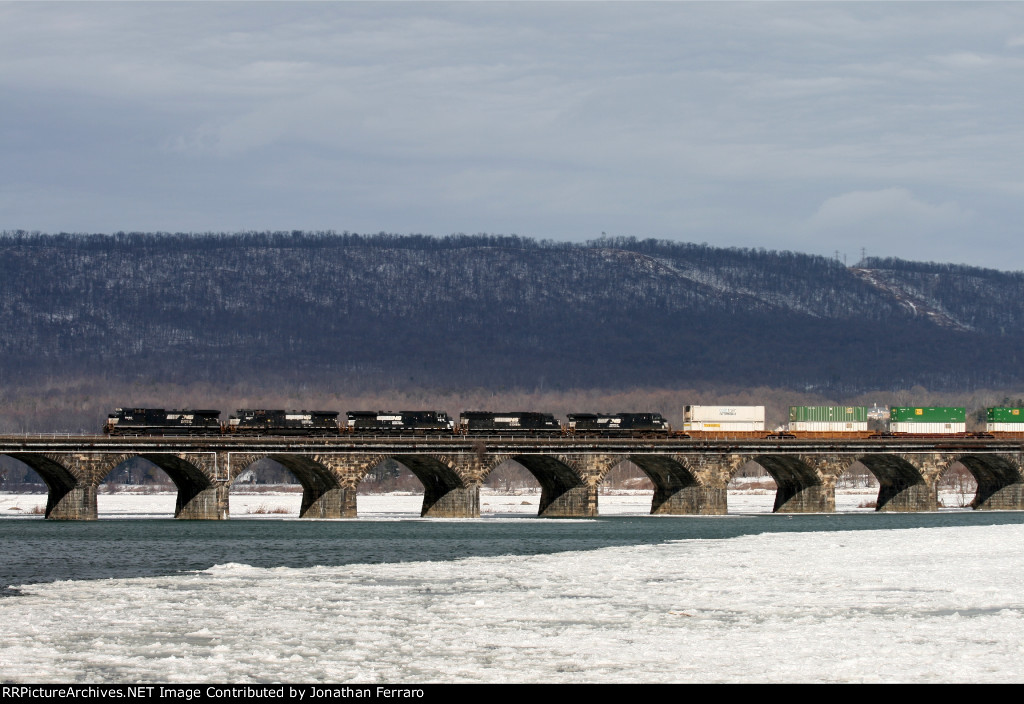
top-left (0, 487), bottom-right (949, 519)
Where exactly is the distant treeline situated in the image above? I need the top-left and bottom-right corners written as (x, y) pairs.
top-left (0, 230), bottom-right (1022, 395)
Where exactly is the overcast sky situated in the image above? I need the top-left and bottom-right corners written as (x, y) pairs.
top-left (2, 2), bottom-right (1022, 270)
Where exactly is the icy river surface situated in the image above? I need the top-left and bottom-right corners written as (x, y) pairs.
top-left (1, 492), bottom-right (1023, 683)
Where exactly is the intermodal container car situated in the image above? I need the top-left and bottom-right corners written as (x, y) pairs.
top-left (788, 406), bottom-right (868, 432)
top-left (683, 405), bottom-right (765, 432)
top-left (986, 407), bottom-right (1024, 433)
top-left (889, 406), bottom-right (966, 434)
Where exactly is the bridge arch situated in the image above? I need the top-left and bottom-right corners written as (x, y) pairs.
top-left (134, 453), bottom-right (226, 519)
top-left (2, 451), bottom-right (227, 520)
top-left (366, 454), bottom-right (479, 518)
top-left (944, 454), bottom-right (1024, 510)
top-left (490, 454), bottom-right (598, 517)
top-left (232, 454), bottom-right (350, 519)
top-left (855, 454), bottom-right (934, 512)
top-left (5, 453), bottom-right (89, 519)
top-left (94, 454), bottom-right (180, 517)
top-left (626, 455), bottom-right (725, 515)
top-left (746, 455), bottom-right (833, 513)
top-left (484, 457), bottom-right (542, 496)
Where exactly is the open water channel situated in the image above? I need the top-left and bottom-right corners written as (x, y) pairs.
top-left (4, 511), bottom-right (1024, 595)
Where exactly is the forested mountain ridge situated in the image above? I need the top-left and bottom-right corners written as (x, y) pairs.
top-left (1, 231), bottom-right (1021, 394)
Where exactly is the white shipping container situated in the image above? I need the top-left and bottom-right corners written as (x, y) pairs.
top-left (790, 421), bottom-right (868, 432)
top-left (890, 422), bottom-right (966, 434)
top-left (986, 423), bottom-right (1024, 432)
top-left (684, 405), bottom-right (765, 424)
top-left (683, 421), bottom-right (765, 432)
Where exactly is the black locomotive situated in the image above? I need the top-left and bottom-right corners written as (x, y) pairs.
top-left (566, 412), bottom-right (671, 437)
top-left (228, 409), bottom-right (340, 436)
top-left (458, 411), bottom-right (562, 434)
top-left (102, 407), bottom-right (670, 437)
top-left (105, 408), bottom-right (222, 436)
top-left (345, 410), bottom-right (454, 433)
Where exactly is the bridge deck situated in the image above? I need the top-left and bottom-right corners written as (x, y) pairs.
top-left (2, 434), bottom-right (1022, 454)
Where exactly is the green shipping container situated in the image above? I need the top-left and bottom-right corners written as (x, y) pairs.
top-left (789, 406), bottom-right (868, 423)
top-left (890, 407), bottom-right (965, 423)
top-left (987, 408), bottom-right (1024, 423)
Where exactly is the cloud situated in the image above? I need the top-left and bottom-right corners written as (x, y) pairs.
top-left (930, 51), bottom-right (994, 69)
top-left (2, 2), bottom-right (1023, 270)
top-left (803, 188), bottom-right (979, 264)
top-left (810, 188), bottom-right (968, 229)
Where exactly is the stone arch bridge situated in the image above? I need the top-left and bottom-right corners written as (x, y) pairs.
top-left (1, 435), bottom-right (1022, 520)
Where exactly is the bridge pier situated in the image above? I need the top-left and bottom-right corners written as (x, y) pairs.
top-left (750, 455), bottom-right (835, 513)
top-left (341, 486), bottom-right (358, 517)
top-left (539, 483), bottom-right (598, 517)
top-left (876, 481), bottom-right (936, 512)
top-left (263, 455), bottom-right (362, 519)
top-left (858, 454), bottom-right (939, 512)
top-left (774, 483), bottom-right (832, 513)
top-left (420, 455), bottom-right (485, 518)
top-left (628, 454), bottom-right (730, 514)
top-left (176, 481), bottom-right (229, 520)
top-left (511, 454), bottom-right (612, 517)
top-left (653, 485), bottom-right (727, 514)
top-left (382, 455), bottom-right (481, 518)
top-left (954, 454), bottom-right (1024, 511)
top-left (423, 484), bottom-right (480, 518)
top-left (778, 455), bottom-right (846, 513)
top-left (47, 485), bottom-right (97, 521)
top-left (298, 486), bottom-right (351, 518)
top-left (293, 463), bottom-right (350, 519)
top-left (7, 453), bottom-right (118, 520)
top-left (973, 482), bottom-right (1024, 510)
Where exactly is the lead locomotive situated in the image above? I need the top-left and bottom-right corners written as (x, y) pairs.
top-left (104, 408), bottom-right (222, 436)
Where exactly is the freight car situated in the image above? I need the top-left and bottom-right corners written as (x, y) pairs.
top-left (346, 410), bottom-right (454, 434)
top-left (566, 412), bottom-right (670, 437)
top-left (885, 407), bottom-right (967, 435)
top-left (459, 411), bottom-right (562, 435)
top-left (785, 406), bottom-right (873, 438)
top-left (681, 405), bottom-right (768, 439)
top-left (228, 409), bottom-right (340, 436)
top-left (105, 408), bottom-right (222, 436)
top-left (984, 407), bottom-right (1024, 437)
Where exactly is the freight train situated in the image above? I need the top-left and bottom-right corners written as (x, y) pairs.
top-left (102, 405), bottom-right (1024, 439)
